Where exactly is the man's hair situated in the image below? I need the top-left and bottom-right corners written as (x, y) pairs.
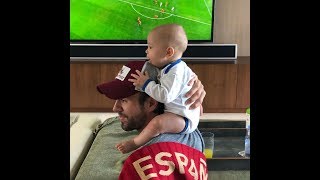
top-left (138, 92), bottom-right (164, 115)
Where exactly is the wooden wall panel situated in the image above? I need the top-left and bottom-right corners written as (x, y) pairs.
top-left (71, 61), bottom-right (249, 113)
top-left (236, 64), bottom-right (250, 109)
top-left (70, 64), bottom-right (102, 110)
top-left (70, 63), bottom-right (124, 112)
top-left (188, 64), bottom-right (238, 112)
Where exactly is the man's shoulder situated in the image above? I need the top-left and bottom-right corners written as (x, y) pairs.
top-left (146, 133), bottom-right (175, 145)
top-left (145, 129), bottom-right (203, 152)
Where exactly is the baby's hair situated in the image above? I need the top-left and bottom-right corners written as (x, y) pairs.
top-left (152, 24), bottom-right (188, 53)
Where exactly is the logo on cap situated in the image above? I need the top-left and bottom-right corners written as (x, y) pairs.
top-left (116, 66), bottom-right (131, 81)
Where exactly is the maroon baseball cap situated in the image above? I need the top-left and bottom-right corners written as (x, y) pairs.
top-left (97, 60), bottom-right (159, 100)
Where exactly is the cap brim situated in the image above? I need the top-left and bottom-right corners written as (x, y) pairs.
top-left (97, 79), bottom-right (138, 100)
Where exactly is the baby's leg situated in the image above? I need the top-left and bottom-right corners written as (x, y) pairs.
top-left (151, 112), bottom-right (186, 134)
top-left (116, 112), bottom-right (185, 154)
top-left (134, 112), bottom-right (185, 147)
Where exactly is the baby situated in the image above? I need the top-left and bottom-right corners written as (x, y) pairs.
top-left (116, 24), bottom-right (200, 153)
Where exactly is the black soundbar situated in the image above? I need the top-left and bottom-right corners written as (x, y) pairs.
top-left (70, 44), bottom-right (237, 61)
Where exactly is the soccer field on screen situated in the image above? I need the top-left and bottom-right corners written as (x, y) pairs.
top-left (70, 0), bottom-right (214, 41)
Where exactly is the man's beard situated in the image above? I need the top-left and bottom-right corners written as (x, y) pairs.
top-left (120, 112), bottom-right (147, 132)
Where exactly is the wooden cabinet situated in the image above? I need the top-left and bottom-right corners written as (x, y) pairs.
top-left (188, 61), bottom-right (250, 112)
top-left (188, 63), bottom-right (238, 111)
top-left (70, 58), bottom-right (250, 112)
top-left (236, 63), bottom-right (250, 110)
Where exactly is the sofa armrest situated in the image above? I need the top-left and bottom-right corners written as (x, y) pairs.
top-left (70, 113), bottom-right (118, 180)
top-left (70, 113), bottom-right (101, 180)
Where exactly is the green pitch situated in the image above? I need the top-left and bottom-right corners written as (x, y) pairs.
top-left (70, 0), bottom-right (213, 40)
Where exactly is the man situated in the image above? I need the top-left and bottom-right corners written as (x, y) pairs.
top-left (97, 60), bottom-right (206, 152)
top-left (137, 17), bottom-right (141, 26)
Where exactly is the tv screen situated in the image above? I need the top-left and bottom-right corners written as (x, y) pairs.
top-left (70, 0), bottom-right (215, 44)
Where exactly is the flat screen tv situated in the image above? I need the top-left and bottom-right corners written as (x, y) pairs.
top-left (70, 0), bottom-right (216, 44)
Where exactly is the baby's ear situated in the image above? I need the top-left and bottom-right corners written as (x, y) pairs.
top-left (166, 47), bottom-right (175, 56)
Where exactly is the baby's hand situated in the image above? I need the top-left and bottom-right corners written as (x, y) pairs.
top-left (128, 70), bottom-right (150, 88)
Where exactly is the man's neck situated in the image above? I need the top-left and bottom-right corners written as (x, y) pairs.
top-left (138, 113), bottom-right (158, 133)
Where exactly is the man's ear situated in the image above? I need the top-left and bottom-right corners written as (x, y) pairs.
top-left (144, 97), bottom-right (158, 112)
top-left (166, 47), bottom-right (175, 57)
